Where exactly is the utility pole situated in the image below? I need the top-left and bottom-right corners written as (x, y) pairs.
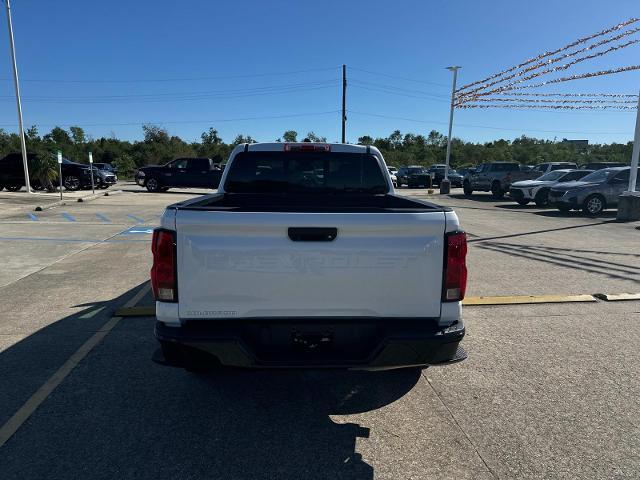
top-left (341, 64), bottom-right (347, 143)
top-left (441, 65), bottom-right (461, 195)
top-left (4, 0), bottom-right (31, 193)
top-left (616, 92), bottom-right (640, 221)
top-left (626, 92), bottom-right (640, 194)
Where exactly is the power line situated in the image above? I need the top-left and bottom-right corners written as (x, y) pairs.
top-left (350, 83), bottom-right (450, 103)
top-left (349, 67), bottom-right (449, 88)
top-left (347, 110), bottom-right (631, 135)
top-left (0, 66), bottom-right (342, 84)
top-left (0, 110), bottom-right (342, 128)
top-left (0, 81), bottom-right (342, 104)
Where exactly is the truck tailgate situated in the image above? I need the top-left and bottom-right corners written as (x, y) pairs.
top-left (175, 210), bottom-right (446, 319)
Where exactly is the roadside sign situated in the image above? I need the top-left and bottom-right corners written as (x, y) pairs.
top-left (57, 151), bottom-right (62, 164)
top-left (89, 152), bottom-right (93, 163)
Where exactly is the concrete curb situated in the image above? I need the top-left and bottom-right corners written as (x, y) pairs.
top-left (77, 189), bottom-right (124, 202)
top-left (34, 201), bottom-right (67, 211)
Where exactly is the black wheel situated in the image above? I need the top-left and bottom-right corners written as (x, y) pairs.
top-left (491, 182), bottom-right (504, 199)
top-left (516, 199), bottom-right (530, 206)
top-left (583, 194), bottom-right (606, 216)
top-left (463, 182), bottom-right (473, 196)
top-left (63, 175), bottom-right (80, 191)
top-left (145, 177), bottom-right (161, 192)
top-left (5, 184), bottom-right (22, 192)
top-left (0, 184), bottom-right (4, 191)
top-left (534, 189), bottom-right (549, 207)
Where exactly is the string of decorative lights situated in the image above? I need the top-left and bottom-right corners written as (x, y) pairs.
top-left (486, 92), bottom-right (638, 98)
top-left (456, 18), bottom-right (639, 92)
top-left (458, 98), bottom-right (638, 105)
top-left (468, 65), bottom-right (640, 98)
top-left (458, 104), bottom-right (637, 110)
top-left (458, 37), bottom-right (640, 98)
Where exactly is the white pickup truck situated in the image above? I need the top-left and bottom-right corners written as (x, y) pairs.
top-left (151, 142), bottom-right (467, 370)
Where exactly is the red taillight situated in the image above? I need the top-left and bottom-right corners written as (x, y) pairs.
top-left (284, 143), bottom-right (331, 152)
top-left (151, 229), bottom-right (177, 302)
top-left (443, 232), bottom-right (467, 302)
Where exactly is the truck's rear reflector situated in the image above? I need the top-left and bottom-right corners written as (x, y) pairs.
top-left (151, 229), bottom-right (177, 302)
top-left (283, 143), bottom-right (331, 152)
top-left (443, 231), bottom-right (467, 302)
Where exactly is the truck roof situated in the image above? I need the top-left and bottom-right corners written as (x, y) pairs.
top-left (233, 142), bottom-right (377, 154)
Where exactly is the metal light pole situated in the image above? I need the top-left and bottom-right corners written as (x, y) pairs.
top-left (4, 0), bottom-right (31, 193)
top-left (57, 151), bottom-right (63, 200)
top-left (89, 152), bottom-right (95, 194)
top-left (441, 66), bottom-right (461, 195)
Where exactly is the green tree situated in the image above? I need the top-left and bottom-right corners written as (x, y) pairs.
top-left (305, 131), bottom-right (327, 142)
top-left (282, 130), bottom-right (298, 142)
top-left (69, 126), bottom-right (86, 144)
top-left (201, 128), bottom-right (222, 146)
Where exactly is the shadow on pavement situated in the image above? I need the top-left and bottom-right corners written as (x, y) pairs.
top-left (0, 284), bottom-right (421, 479)
top-left (447, 193), bottom-right (511, 203)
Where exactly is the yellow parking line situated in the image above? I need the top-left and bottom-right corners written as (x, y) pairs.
top-left (115, 306), bottom-right (155, 317)
top-left (594, 293), bottom-right (640, 302)
top-left (0, 283), bottom-right (151, 448)
top-left (463, 294), bottom-right (597, 306)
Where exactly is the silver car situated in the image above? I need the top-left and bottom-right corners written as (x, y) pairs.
top-left (548, 167), bottom-right (637, 215)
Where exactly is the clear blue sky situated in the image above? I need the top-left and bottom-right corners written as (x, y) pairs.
top-left (0, 0), bottom-right (638, 144)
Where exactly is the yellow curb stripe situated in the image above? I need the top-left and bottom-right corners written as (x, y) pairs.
top-left (0, 283), bottom-right (151, 448)
top-left (463, 294), bottom-right (597, 306)
top-left (594, 293), bottom-right (640, 302)
top-left (115, 305), bottom-right (156, 317)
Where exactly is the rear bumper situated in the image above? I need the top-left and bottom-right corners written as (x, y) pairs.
top-left (155, 318), bottom-right (466, 369)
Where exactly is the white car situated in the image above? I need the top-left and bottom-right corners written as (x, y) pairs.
top-left (152, 142), bottom-right (467, 371)
top-left (509, 169), bottom-right (592, 206)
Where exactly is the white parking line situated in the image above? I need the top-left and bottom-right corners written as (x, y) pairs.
top-left (78, 307), bottom-right (105, 319)
top-left (0, 283), bottom-right (151, 448)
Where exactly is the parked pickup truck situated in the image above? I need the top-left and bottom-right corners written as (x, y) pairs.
top-left (463, 162), bottom-right (535, 199)
top-left (151, 142), bottom-right (468, 371)
top-left (135, 157), bottom-right (223, 192)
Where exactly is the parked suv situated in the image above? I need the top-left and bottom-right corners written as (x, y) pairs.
top-left (548, 166), bottom-right (639, 215)
top-left (396, 166), bottom-right (432, 188)
top-left (0, 152), bottom-right (94, 191)
top-left (463, 162), bottom-right (533, 199)
top-left (135, 157), bottom-right (223, 192)
top-left (580, 161), bottom-right (626, 170)
top-left (531, 162), bottom-right (578, 175)
top-left (509, 169), bottom-right (592, 206)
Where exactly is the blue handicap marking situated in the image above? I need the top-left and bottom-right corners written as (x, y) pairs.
top-left (121, 225), bottom-right (154, 235)
top-left (96, 213), bottom-right (111, 223)
top-left (28, 213), bottom-right (38, 221)
top-left (61, 212), bottom-right (76, 222)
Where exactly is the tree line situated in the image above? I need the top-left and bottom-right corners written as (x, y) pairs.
top-left (0, 124), bottom-right (633, 179)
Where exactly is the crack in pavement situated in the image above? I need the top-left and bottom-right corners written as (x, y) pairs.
top-left (421, 371), bottom-right (500, 480)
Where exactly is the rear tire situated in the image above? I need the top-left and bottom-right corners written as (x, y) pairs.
top-left (63, 176), bottom-right (80, 191)
top-left (145, 178), bottom-right (161, 192)
top-left (491, 182), bottom-right (504, 199)
top-left (583, 194), bottom-right (605, 216)
top-left (5, 184), bottom-right (22, 192)
top-left (534, 189), bottom-right (549, 207)
top-left (463, 182), bottom-right (473, 196)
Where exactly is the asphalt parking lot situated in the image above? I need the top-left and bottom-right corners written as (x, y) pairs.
top-left (0, 183), bottom-right (639, 479)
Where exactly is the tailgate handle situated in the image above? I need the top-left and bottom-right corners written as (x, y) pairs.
top-left (288, 227), bottom-right (337, 242)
